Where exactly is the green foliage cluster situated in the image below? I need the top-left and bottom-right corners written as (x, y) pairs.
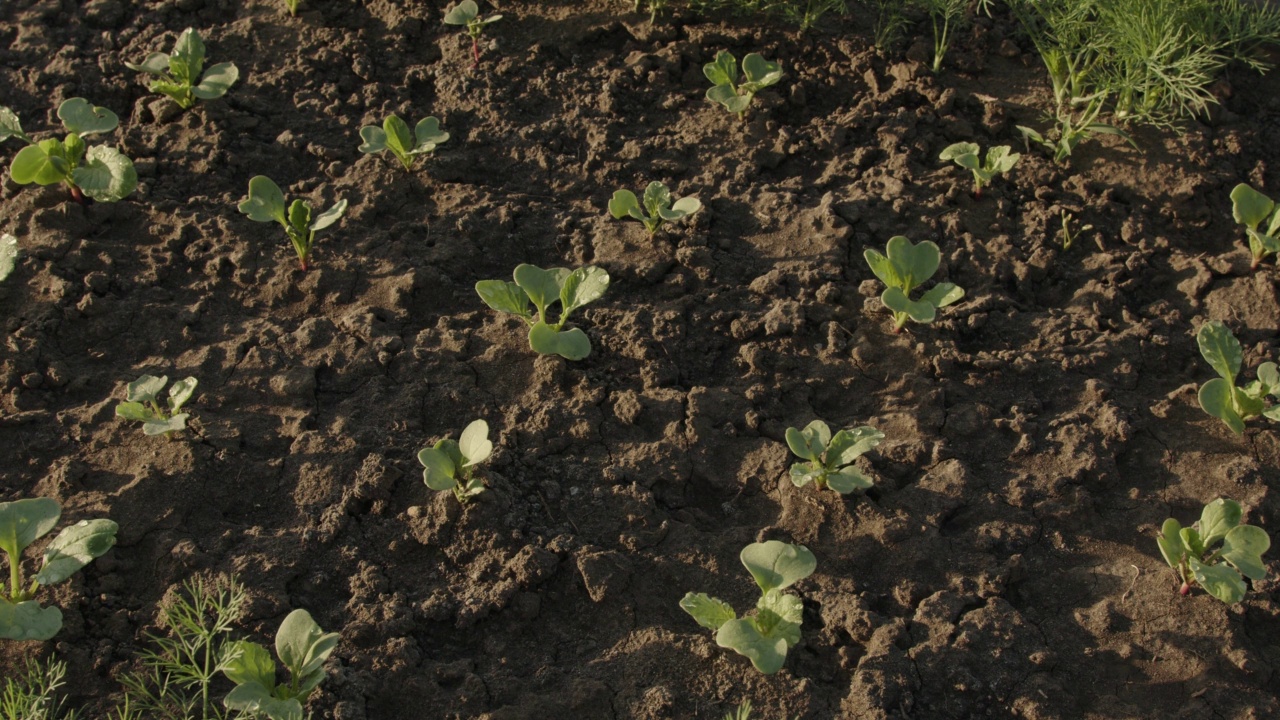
top-left (115, 375), bottom-right (198, 437)
top-left (476, 264), bottom-right (611, 360)
top-left (1230, 183), bottom-right (1280, 269)
top-left (418, 420), bottom-right (493, 502)
top-left (444, 0), bottom-right (503, 67)
top-left (359, 115), bottom-right (449, 171)
top-left (223, 610), bottom-right (340, 720)
top-left (785, 420), bottom-right (884, 494)
top-left (1, 657), bottom-right (79, 720)
top-left (939, 142), bottom-right (1020, 196)
top-left (238, 176), bottom-right (347, 272)
top-left (1158, 499), bottom-right (1271, 604)
top-left (704, 51), bottom-right (784, 119)
top-left (609, 182), bottom-right (701, 236)
top-left (1195, 321), bottom-right (1280, 435)
top-left (0, 99), bottom-right (136, 203)
top-left (864, 237), bottom-right (965, 332)
top-left (126, 28), bottom-right (238, 110)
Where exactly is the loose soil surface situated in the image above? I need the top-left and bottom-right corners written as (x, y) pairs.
top-left (2, 1), bottom-right (1279, 718)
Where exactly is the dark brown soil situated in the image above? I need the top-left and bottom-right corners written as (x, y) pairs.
top-left (2, 1), bottom-right (1279, 718)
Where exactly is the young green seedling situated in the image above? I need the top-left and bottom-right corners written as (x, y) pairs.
top-left (238, 176), bottom-right (347, 272)
top-left (223, 609), bottom-right (340, 720)
top-left (1229, 183), bottom-right (1280, 270)
top-left (1058, 210), bottom-right (1093, 251)
top-left (680, 541), bottom-right (816, 675)
top-left (358, 115), bottom-right (449, 171)
top-left (1195, 320), bottom-right (1280, 435)
top-left (1157, 498), bottom-right (1271, 603)
top-left (417, 420), bottom-right (492, 503)
top-left (0, 99), bottom-right (137, 203)
top-left (115, 375), bottom-right (198, 437)
top-left (125, 28), bottom-right (239, 110)
top-left (283, 0), bottom-right (300, 15)
top-left (632, 0), bottom-right (668, 24)
top-left (785, 420), bottom-right (884, 494)
top-left (864, 236), bottom-right (964, 333)
top-left (0, 233), bottom-right (16, 282)
top-left (938, 142), bottom-right (1020, 197)
top-left (0, 498), bottom-right (118, 641)
top-left (476, 264), bottom-right (610, 360)
top-left (608, 181), bottom-right (701, 237)
top-left (444, 0), bottom-right (502, 68)
top-left (704, 51), bottom-right (783, 120)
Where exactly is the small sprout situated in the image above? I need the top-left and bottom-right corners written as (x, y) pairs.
top-left (223, 609), bottom-right (340, 720)
top-left (0, 498), bottom-right (118, 641)
top-left (0, 99), bottom-right (137, 204)
top-left (1229, 183), bottom-right (1280, 270)
top-left (1016, 110), bottom-right (1134, 166)
top-left (704, 51), bottom-right (783, 120)
top-left (608, 181), bottom-right (701, 237)
top-left (417, 420), bottom-right (493, 503)
top-left (0, 233), bottom-right (17, 282)
top-left (632, 0), bottom-right (669, 24)
top-left (680, 541), bottom-right (815, 675)
top-left (864, 236), bottom-right (964, 333)
top-left (444, 0), bottom-right (502, 68)
top-left (1195, 320), bottom-right (1280, 435)
top-left (238, 176), bottom-right (347, 272)
top-left (125, 28), bottom-right (239, 110)
top-left (358, 115), bottom-right (449, 171)
top-left (476, 264), bottom-right (610, 360)
top-left (115, 375), bottom-right (198, 437)
top-left (1157, 498), bottom-right (1271, 604)
top-left (938, 142), bottom-right (1020, 197)
top-left (1058, 210), bottom-right (1092, 250)
top-left (785, 420), bottom-right (884, 494)
top-left (284, 0), bottom-right (300, 15)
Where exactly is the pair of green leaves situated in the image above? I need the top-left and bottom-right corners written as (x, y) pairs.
top-left (444, 0), bottom-right (502, 34)
top-left (1196, 321), bottom-right (1280, 435)
top-left (125, 27), bottom-right (239, 110)
top-left (1, 498), bottom-right (118, 640)
top-left (1229, 184), bottom-right (1280, 269)
top-left (1157, 499), bottom-right (1271, 604)
top-left (114, 375), bottom-right (198, 436)
top-left (608, 181), bottom-right (701, 236)
top-left (704, 51), bottom-right (783, 117)
top-left (238, 176), bottom-right (348, 271)
top-left (785, 420), bottom-right (884, 494)
top-left (864, 236), bottom-right (964, 332)
top-left (680, 541), bottom-right (816, 675)
top-left (938, 142), bottom-right (1020, 196)
top-left (476, 264), bottom-right (611, 360)
top-left (223, 609), bottom-right (340, 720)
top-left (359, 115), bottom-right (449, 171)
top-left (0, 99), bottom-right (137, 203)
top-left (417, 420), bottom-right (492, 503)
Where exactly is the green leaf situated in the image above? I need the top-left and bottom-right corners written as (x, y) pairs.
top-left (276, 609), bottom-right (340, 683)
top-left (740, 541), bottom-right (816, 594)
top-left (127, 375), bottom-right (168, 404)
top-left (863, 248), bottom-right (901, 288)
top-left (741, 53), bottom-right (782, 86)
top-left (1199, 378), bottom-right (1245, 435)
top-left (57, 98), bottom-right (118, 137)
top-left (784, 425), bottom-right (822, 462)
top-left (642, 181), bottom-right (672, 217)
top-left (311, 199), bottom-right (347, 232)
top-left (882, 287), bottom-right (937, 324)
top-left (1199, 499), bottom-right (1242, 547)
top-left (705, 83), bottom-right (740, 110)
top-left (125, 51), bottom-right (171, 76)
top-left (73, 145), bottom-right (137, 202)
top-left (172, 27), bottom-right (206, 80)
top-left (475, 280), bottom-right (532, 318)
top-left (114, 401), bottom-right (156, 422)
top-left (458, 419), bottom-right (492, 467)
top-left (1221, 525), bottom-right (1270, 581)
top-left (417, 447), bottom-right (458, 491)
top-left (758, 589), bottom-right (804, 627)
top-left (240, 176), bottom-right (288, 225)
top-left (827, 466), bottom-right (875, 493)
top-left (0, 598), bottom-right (63, 641)
top-left (0, 498), bottom-right (60, 559)
top-left (827, 426), bottom-right (884, 467)
top-left (383, 115), bottom-right (414, 157)
top-left (1181, 527), bottom-right (1205, 558)
top-left (168, 377), bottom-right (198, 412)
top-left (1257, 362), bottom-right (1280, 394)
top-left (704, 51), bottom-right (737, 86)
top-left (679, 592), bottom-right (736, 631)
top-left (0, 106), bottom-right (29, 143)
top-left (715, 618), bottom-right (790, 675)
top-left (723, 94), bottom-right (752, 114)
top-left (224, 640), bottom-right (277, 690)
top-left (886, 236), bottom-right (940, 290)
top-left (413, 117), bottom-right (449, 151)
top-left (1231, 184), bottom-right (1274, 231)
top-left (528, 322), bottom-right (592, 360)
top-left (143, 414), bottom-right (190, 436)
top-left (36, 519), bottom-right (118, 585)
top-left (939, 142), bottom-right (979, 164)
top-left (560, 266), bottom-right (610, 316)
top-left (224, 681), bottom-right (305, 720)
top-left (287, 200), bottom-right (312, 235)
top-left (193, 62), bottom-right (239, 100)
top-left (10, 142), bottom-right (68, 186)
top-left (920, 282), bottom-right (964, 309)
top-left (358, 126), bottom-right (387, 154)
top-left (662, 196), bottom-right (701, 220)
top-left (1197, 321), bottom-right (1242, 383)
top-left (987, 146), bottom-right (1020, 173)
top-left (608, 189), bottom-right (641, 220)
top-left (788, 463), bottom-right (820, 488)
top-left (513, 264), bottom-right (566, 317)
top-left (1189, 557), bottom-right (1246, 604)
top-left (1156, 518), bottom-right (1185, 570)
top-left (444, 0), bottom-right (479, 24)
top-left (0, 234), bottom-right (18, 282)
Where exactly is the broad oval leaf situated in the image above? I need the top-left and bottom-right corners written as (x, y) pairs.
top-left (827, 426), bottom-right (884, 467)
top-left (758, 588), bottom-right (804, 627)
top-left (443, 0), bottom-right (479, 24)
top-left (939, 142), bottom-right (979, 162)
top-left (988, 146), bottom-right (1020, 172)
top-left (668, 196), bottom-right (702, 217)
top-left (608, 189), bottom-right (640, 220)
top-left (1221, 525), bottom-right (1270, 581)
top-left (560, 266), bottom-right (610, 316)
top-left (10, 142), bottom-right (68, 186)
top-left (57, 98), bottom-right (119, 136)
top-left (827, 467), bottom-right (874, 493)
top-left (276, 609), bottom-right (340, 680)
top-left (1231, 183), bottom-right (1274, 231)
top-left (863, 248), bottom-right (901, 288)
top-left (114, 401), bottom-right (156, 422)
top-left (715, 618), bottom-right (790, 675)
top-left (0, 233), bottom-right (18, 282)
top-left (36, 518), bottom-right (118, 585)
top-left (1156, 518), bottom-right (1185, 570)
top-left (740, 541), bottom-right (816, 594)
top-left (0, 497), bottom-right (61, 557)
top-left (223, 640), bottom-right (276, 689)
top-left (414, 117), bottom-right (449, 148)
top-left (886, 236), bottom-right (940, 289)
top-left (224, 681), bottom-right (305, 720)
top-left (172, 27), bottom-right (207, 79)
top-left (528, 323), bottom-right (592, 360)
top-left (311, 199), bottom-right (347, 232)
top-left (679, 592), bottom-right (736, 631)
top-left (706, 83), bottom-right (739, 109)
top-left (1197, 321), bottom-right (1242, 383)
top-left (359, 126), bottom-right (387, 154)
top-left (476, 280), bottom-right (532, 318)
top-left (741, 53), bottom-right (782, 85)
top-left (0, 106), bottom-right (28, 142)
top-left (703, 50), bottom-right (736, 86)
top-left (168, 377), bottom-right (198, 412)
top-left (73, 145), bottom-right (137, 202)
top-left (383, 115), bottom-right (414, 156)
top-left (513, 264), bottom-right (566, 316)
top-left (921, 282), bottom-right (964, 309)
top-left (0, 598), bottom-right (63, 641)
top-left (1180, 527), bottom-right (1206, 558)
top-left (882, 287), bottom-right (937, 324)
top-left (1198, 378), bottom-right (1245, 435)
top-left (126, 375), bottom-right (168, 404)
top-left (642, 181), bottom-right (672, 215)
top-left (1189, 557), bottom-right (1246, 604)
top-left (723, 94), bottom-right (752, 114)
top-left (240, 176), bottom-right (288, 224)
top-left (459, 419), bottom-right (492, 467)
top-left (784, 425), bottom-right (821, 462)
top-left (143, 414), bottom-right (190, 436)
top-left (125, 52), bottom-right (172, 76)
top-left (788, 463), bottom-right (820, 488)
top-left (193, 62), bottom-right (239, 100)
top-left (1257, 362), bottom-right (1280, 393)
top-left (1199, 498), bottom-right (1242, 547)
top-left (417, 447), bottom-right (458, 490)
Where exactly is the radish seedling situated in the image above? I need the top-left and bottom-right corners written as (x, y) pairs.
top-left (358, 115), bottom-right (449, 171)
top-left (785, 420), bottom-right (884, 494)
top-left (1158, 498), bottom-right (1271, 604)
top-left (476, 264), bottom-right (611, 360)
top-left (938, 142), bottom-right (1020, 197)
top-left (704, 51), bottom-right (783, 119)
top-left (1229, 183), bottom-right (1280, 270)
top-left (223, 609), bottom-right (340, 720)
top-left (0, 498), bottom-right (117, 640)
top-left (238, 176), bottom-right (347, 272)
top-left (417, 419), bottom-right (492, 503)
top-left (864, 236), bottom-right (964, 333)
top-left (444, 0), bottom-right (502, 68)
top-left (115, 375), bottom-right (198, 437)
top-left (680, 541), bottom-right (816, 675)
top-left (1196, 320), bottom-right (1280, 435)
top-left (0, 99), bottom-right (137, 203)
top-left (125, 28), bottom-right (239, 111)
top-left (608, 181), bottom-right (701, 237)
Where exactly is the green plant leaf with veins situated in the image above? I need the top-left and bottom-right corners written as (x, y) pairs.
top-left (417, 420), bottom-right (492, 501)
top-left (238, 176), bottom-right (345, 271)
top-left (864, 236), bottom-right (963, 332)
top-left (358, 115), bottom-right (449, 171)
top-left (476, 264), bottom-right (610, 360)
top-left (609, 181), bottom-right (701, 236)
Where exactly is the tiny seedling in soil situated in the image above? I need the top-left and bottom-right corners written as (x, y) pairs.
top-left (632, 0), bottom-right (669, 24)
top-left (1196, 320), bottom-right (1280, 435)
top-left (785, 420), bottom-right (885, 494)
top-left (238, 176), bottom-right (347, 271)
top-left (359, 115), bottom-right (449, 171)
top-left (704, 51), bottom-right (783, 119)
top-left (125, 27), bottom-right (239, 110)
top-left (680, 540), bottom-right (816, 675)
top-left (0, 233), bottom-right (17, 282)
top-left (608, 181), bottom-right (701, 236)
top-left (1229, 183), bottom-right (1280, 269)
top-left (1016, 101), bottom-right (1135, 166)
top-left (864, 236), bottom-right (964, 333)
top-left (284, 0), bottom-right (300, 15)
top-left (938, 142), bottom-right (1020, 197)
top-left (1058, 210), bottom-right (1093, 250)
top-left (418, 419), bottom-right (493, 503)
top-left (476, 264), bottom-right (611, 360)
top-left (0, 99), bottom-right (137, 203)
top-left (444, 0), bottom-right (502, 68)
top-left (115, 374), bottom-right (198, 436)
top-left (1158, 498), bottom-right (1271, 604)
top-left (222, 609), bottom-right (340, 720)
top-left (0, 498), bottom-right (117, 641)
